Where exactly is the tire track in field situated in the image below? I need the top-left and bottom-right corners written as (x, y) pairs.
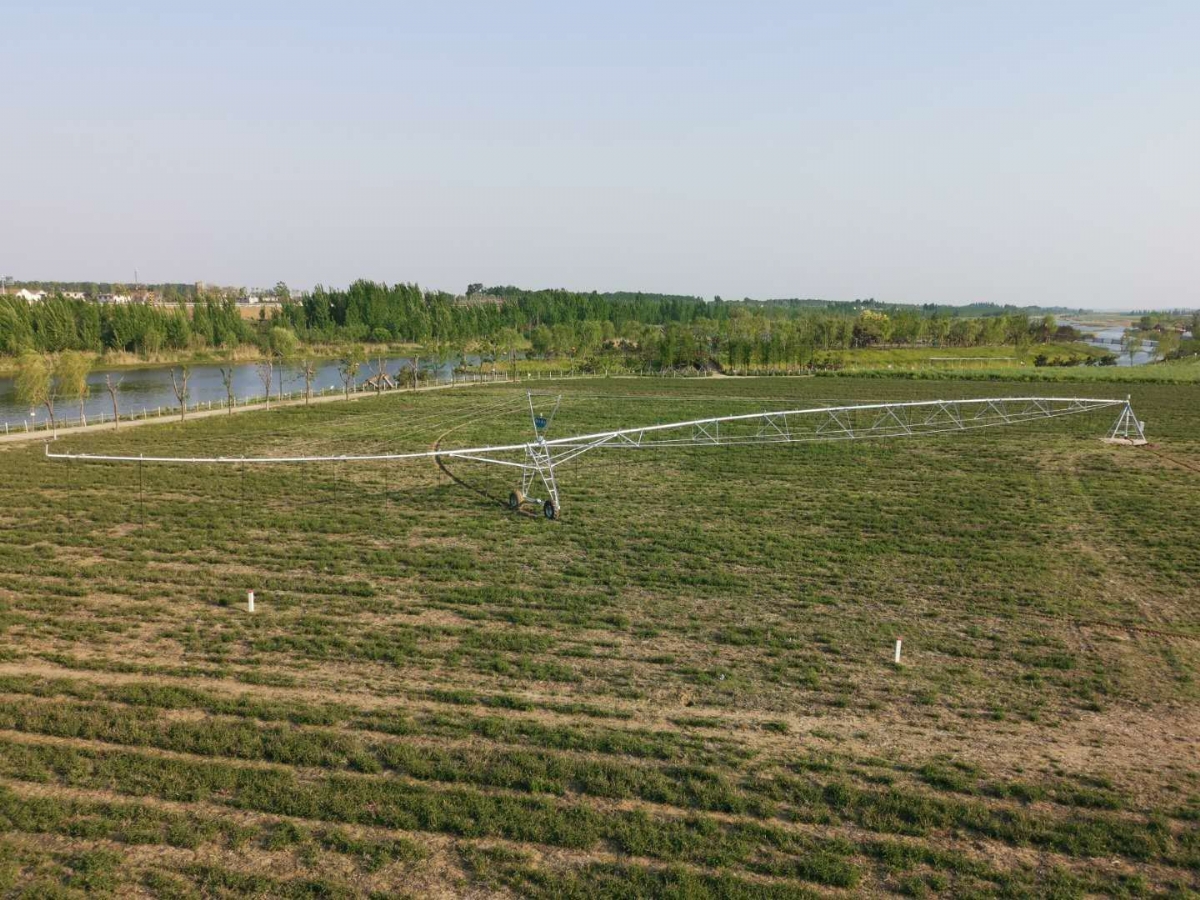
top-left (1029, 443), bottom-right (1200, 643)
top-left (1017, 610), bottom-right (1200, 642)
top-left (3, 765), bottom-right (1196, 897)
top-left (0, 780), bottom-right (835, 897)
top-left (1146, 445), bottom-right (1200, 476)
top-left (0, 701), bottom-right (1186, 837)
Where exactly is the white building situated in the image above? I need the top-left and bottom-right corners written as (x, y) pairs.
top-left (14, 289), bottom-right (46, 303)
top-left (97, 293), bottom-right (133, 304)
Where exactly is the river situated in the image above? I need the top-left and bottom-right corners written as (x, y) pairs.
top-left (1059, 321), bottom-right (1156, 367)
top-left (0, 354), bottom-right (468, 430)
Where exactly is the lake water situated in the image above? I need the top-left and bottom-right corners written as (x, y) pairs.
top-left (1059, 321), bottom-right (1156, 367)
top-left (0, 355), bottom-right (470, 430)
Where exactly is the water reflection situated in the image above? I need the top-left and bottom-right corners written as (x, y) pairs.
top-left (0, 355), bottom-right (467, 428)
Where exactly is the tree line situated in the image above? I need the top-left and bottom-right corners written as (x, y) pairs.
top-left (2, 281), bottom-right (1102, 370)
top-left (0, 294), bottom-right (250, 356)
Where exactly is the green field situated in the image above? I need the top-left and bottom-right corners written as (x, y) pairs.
top-left (808, 342), bottom-right (1111, 370)
top-left (1, 377), bottom-right (1197, 897)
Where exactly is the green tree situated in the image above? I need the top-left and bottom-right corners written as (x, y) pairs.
top-left (14, 351), bottom-right (56, 430)
top-left (139, 325), bottom-right (164, 357)
top-left (577, 320), bottom-right (603, 356)
top-left (851, 310), bottom-right (891, 348)
top-left (57, 351), bottom-right (92, 425)
top-left (339, 346), bottom-right (366, 398)
top-left (529, 325), bottom-right (552, 357)
top-left (496, 327), bottom-right (522, 376)
top-left (928, 315), bottom-right (951, 347)
top-left (0, 300), bottom-right (34, 354)
top-left (164, 311), bottom-right (191, 349)
top-left (269, 327), bottom-right (299, 401)
top-left (1121, 330), bottom-right (1144, 366)
top-left (1005, 314), bottom-right (1032, 349)
top-left (1154, 329), bottom-right (1179, 361)
top-left (426, 339), bottom-right (452, 385)
top-left (1038, 315), bottom-right (1056, 343)
top-left (550, 323), bottom-right (575, 358)
top-left (477, 337), bottom-right (499, 376)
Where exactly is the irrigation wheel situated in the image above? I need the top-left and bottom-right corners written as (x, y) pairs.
top-left (543, 500), bottom-right (559, 520)
top-left (508, 490), bottom-right (524, 510)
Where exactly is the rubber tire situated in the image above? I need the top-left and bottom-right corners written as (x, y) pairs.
top-left (543, 501), bottom-right (559, 520)
top-left (508, 490), bottom-right (524, 510)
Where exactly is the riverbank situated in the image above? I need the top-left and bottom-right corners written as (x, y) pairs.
top-left (0, 342), bottom-right (428, 377)
top-left (0, 339), bottom-right (1111, 378)
top-left (0, 377), bottom-right (488, 445)
top-left (0, 350), bottom-right (477, 429)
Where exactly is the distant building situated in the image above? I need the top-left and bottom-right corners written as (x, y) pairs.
top-left (62, 291), bottom-right (86, 300)
top-left (240, 287), bottom-right (289, 304)
top-left (97, 293), bottom-right (133, 304)
top-left (239, 288), bottom-right (284, 306)
top-left (14, 289), bottom-right (45, 303)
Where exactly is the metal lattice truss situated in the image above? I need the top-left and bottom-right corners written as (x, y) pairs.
top-left (45, 395), bottom-right (1146, 519)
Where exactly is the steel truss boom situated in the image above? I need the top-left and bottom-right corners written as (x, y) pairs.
top-left (44, 395), bottom-right (1146, 519)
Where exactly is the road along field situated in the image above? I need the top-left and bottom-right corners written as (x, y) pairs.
top-left (0, 377), bottom-right (1196, 897)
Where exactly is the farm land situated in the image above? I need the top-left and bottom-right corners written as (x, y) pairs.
top-left (0, 376), bottom-right (1197, 897)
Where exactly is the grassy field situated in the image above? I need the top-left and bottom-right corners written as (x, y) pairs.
top-left (0, 377), bottom-right (1197, 897)
top-left (807, 355), bottom-right (1200, 384)
top-left (508, 347), bottom-right (1200, 384)
top-left (807, 343), bottom-right (1111, 371)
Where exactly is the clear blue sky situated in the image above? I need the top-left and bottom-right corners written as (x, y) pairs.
top-left (2, 2), bottom-right (1196, 309)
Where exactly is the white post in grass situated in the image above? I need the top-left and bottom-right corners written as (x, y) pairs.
top-left (247, 590), bottom-right (255, 613)
top-left (894, 636), bottom-right (903, 665)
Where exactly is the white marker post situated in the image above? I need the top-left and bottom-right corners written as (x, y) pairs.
top-left (894, 636), bottom-right (903, 665)
top-left (247, 590), bottom-right (255, 613)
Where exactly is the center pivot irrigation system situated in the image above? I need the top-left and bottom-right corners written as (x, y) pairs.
top-left (46, 394), bottom-right (1146, 520)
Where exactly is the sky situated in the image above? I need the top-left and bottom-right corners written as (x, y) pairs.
top-left (1, 2), bottom-right (1197, 309)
